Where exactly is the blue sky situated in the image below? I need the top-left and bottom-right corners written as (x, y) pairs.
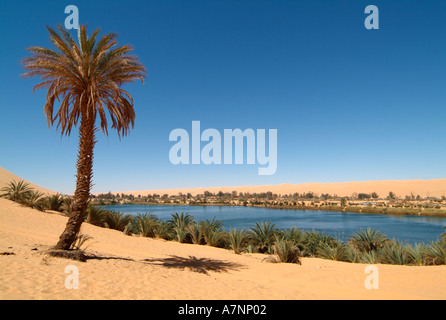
top-left (0, 0), bottom-right (445, 194)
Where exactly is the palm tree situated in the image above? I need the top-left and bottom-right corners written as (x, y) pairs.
top-left (22, 25), bottom-right (146, 250)
top-left (348, 228), bottom-right (389, 252)
top-left (0, 180), bottom-right (33, 203)
top-left (249, 221), bottom-right (277, 253)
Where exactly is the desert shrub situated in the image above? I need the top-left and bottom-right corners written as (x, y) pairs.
top-left (423, 241), bottom-right (446, 265)
top-left (132, 213), bottom-right (159, 237)
top-left (380, 241), bottom-right (410, 265)
top-left (45, 193), bottom-right (64, 212)
top-left (70, 233), bottom-right (94, 252)
top-left (317, 242), bottom-right (351, 262)
top-left (299, 230), bottom-right (337, 257)
top-left (23, 190), bottom-right (46, 211)
top-left (169, 212), bottom-right (193, 243)
top-left (0, 180), bottom-right (33, 202)
top-left (227, 228), bottom-right (250, 254)
top-left (200, 217), bottom-right (224, 247)
top-left (103, 210), bottom-right (134, 232)
top-left (357, 249), bottom-right (382, 264)
top-left (272, 236), bottom-right (301, 264)
top-left (153, 220), bottom-right (172, 240)
top-left (249, 221), bottom-right (277, 253)
top-left (405, 243), bottom-right (428, 266)
top-left (280, 227), bottom-right (304, 244)
top-left (187, 222), bottom-right (204, 244)
top-left (85, 205), bottom-right (108, 227)
top-left (61, 197), bottom-right (73, 216)
top-left (348, 228), bottom-right (389, 252)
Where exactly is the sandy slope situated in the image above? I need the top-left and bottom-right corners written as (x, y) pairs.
top-left (113, 178), bottom-right (446, 198)
top-left (0, 167), bottom-right (56, 196)
top-left (0, 198), bottom-right (445, 300)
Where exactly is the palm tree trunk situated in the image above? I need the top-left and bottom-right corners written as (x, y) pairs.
top-left (54, 114), bottom-right (96, 250)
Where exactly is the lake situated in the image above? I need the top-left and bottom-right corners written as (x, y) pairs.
top-left (104, 204), bottom-right (446, 244)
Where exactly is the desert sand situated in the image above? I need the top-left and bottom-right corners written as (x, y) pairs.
top-left (0, 167), bottom-right (56, 196)
top-left (113, 178), bottom-right (446, 198)
top-left (1, 197), bottom-right (445, 300)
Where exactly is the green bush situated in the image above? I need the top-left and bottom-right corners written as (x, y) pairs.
top-left (0, 180), bottom-right (33, 203)
top-left (85, 205), bottom-right (108, 227)
top-left (45, 193), bottom-right (64, 211)
top-left (169, 212), bottom-right (193, 243)
top-left (299, 230), bottom-right (336, 257)
top-left (380, 241), bottom-right (410, 265)
top-left (317, 242), bottom-right (351, 262)
top-left (423, 241), bottom-right (446, 265)
top-left (132, 213), bottom-right (159, 237)
top-left (103, 210), bottom-right (134, 232)
top-left (348, 228), bottom-right (389, 252)
top-left (227, 228), bottom-right (250, 254)
top-left (249, 221), bottom-right (277, 253)
top-left (272, 236), bottom-right (301, 264)
top-left (200, 218), bottom-right (225, 247)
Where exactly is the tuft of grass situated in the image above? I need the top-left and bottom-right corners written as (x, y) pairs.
top-left (61, 197), bottom-right (73, 216)
top-left (272, 235), bottom-right (301, 264)
top-left (103, 210), bottom-right (134, 232)
top-left (70, 233), bottom-right (94, 252)
top-left (317, 242), bottom-right (351, 262)
top-left (280, 227), bottom-right (304, 244)
top-left (380, 241), bottom-right (410, 265)
top-left (48, 232), bottom-right (94, 262)
top-left (23, 190), bottom-right (46, 211)
top-left (44, 193), bottom-right (64, 212)
top-left (85, 204), bottom-right (108, 227)
top-left (348, 228), bottom-right (389, 252)
top-left (187, 222), bottom-right (203, 244)
top-left (423, 241), bottom-right (446, 265)
top-left (154, 220), bottom-right (172, 240)
top-left (200, 217), bottom-right (224, 247)
top-left (405, 243), bottom-right (428, 266)
top-left (249, 221), bottom-right (277, 253)
top-left (133, 212), bottom-right (159, 237)
top-left (358, 250), bottom-right (381, 264)
top-left (227, 228), bottom-right (250, 254)
top-left (169, 212), bottom-right (193, 243)
top-left (300, 230), bottom-right (336, 257)
top-left (0, 180), bottom-right (33, 203)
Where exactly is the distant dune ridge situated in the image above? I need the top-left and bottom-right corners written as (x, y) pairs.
top-left (0, 167), bottom-right (56, 195)
top-left (113, 179), bottom-right (446, 198)
top-left (1, 166), bottom-right (444, 198)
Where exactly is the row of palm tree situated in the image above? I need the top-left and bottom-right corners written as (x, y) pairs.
top-left (1, 180), bottom-right (71, 213)
top-left (82, 208), bottom-right (446, 266)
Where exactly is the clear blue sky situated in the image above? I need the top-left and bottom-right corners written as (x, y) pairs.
top-left (0, 0), bottom-right (445, 194)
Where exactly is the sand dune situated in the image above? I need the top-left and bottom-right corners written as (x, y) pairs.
top-left (2, 166), bottom-right (444, 199)
top-left (113, 178), bottom-right (446, 198)
top-left (0, 167), bottom-right (56, 196)
top-left (0, 197), bottom-right (445, 300)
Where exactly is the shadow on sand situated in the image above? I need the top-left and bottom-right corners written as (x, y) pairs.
top-left (143, 255), bottom-right (245, 275)
top-left (47, 250), bottom-right (245, 275)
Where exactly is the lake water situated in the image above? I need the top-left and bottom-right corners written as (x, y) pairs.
top-left (104, 204), bottom-right (446, 244)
